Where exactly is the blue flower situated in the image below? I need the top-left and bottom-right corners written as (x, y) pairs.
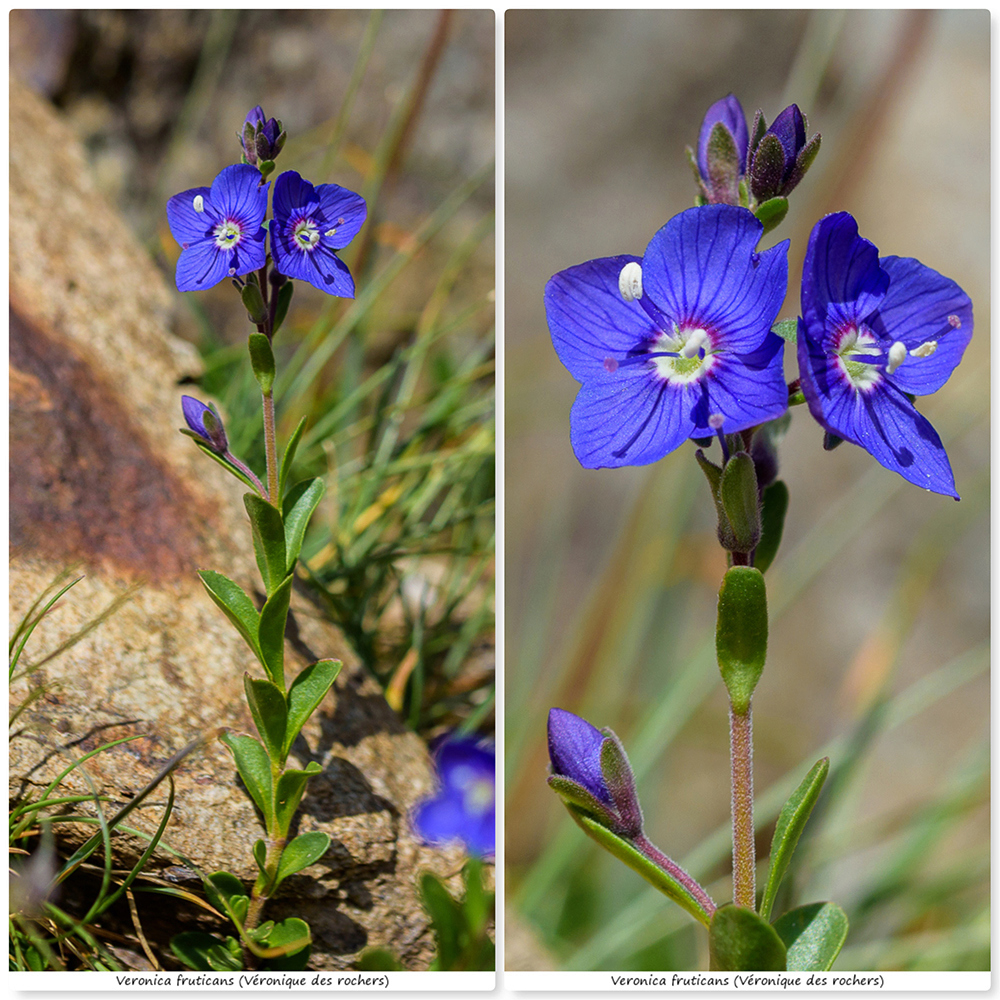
top-left (270, 170), bottom-right (366, 297)
top-left (798, 212), bottom-right (973, 498)
top-left (181, 395), bottom-right (228, 454)
top-left (412, 739), bottom-right (494, 857)
top-left (166, 164), bottom-right (269, 292)
top-left (545, 205), bottom-right (790, 469)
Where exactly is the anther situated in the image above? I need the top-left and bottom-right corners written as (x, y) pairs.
top-left (910, 340), bottom-right (937, 359)
top-left (619, 262), bottom-right (643, 302)
top-left (948, 314), bottom-right (961, 329)
top-left (885, 341), bottom-right (907, 375)
top-left (193, 195), bottom-right (204, 213)
top-left (681, 329), bottom-right (709, 359)
top-left (603, 357), bottom-right (619, 374)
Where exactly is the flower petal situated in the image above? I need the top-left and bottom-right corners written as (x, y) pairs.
top-left (175, 240), bottom-right (230, 293)
top-left (210, 164), bottom-right (269, 229)
top-left (166, 186), bottom-right (213, 244)
top-left (276, 241), bottom-right (355, 297)
top-left (873, 255), bottom-right (973, 396)
top-left (273, 170), bottom-right (317, 222)
top-left (316, 183), bottom-right (367, 248)
top-left (547, 709), bottom-right (612, 805)
top-left (697, 94), bottom-right (748, 176)
top-left (545, 255), bottom-right (664, 384)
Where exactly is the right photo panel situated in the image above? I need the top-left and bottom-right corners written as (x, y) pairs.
top-left (505, 9), bottom-right (988, 983)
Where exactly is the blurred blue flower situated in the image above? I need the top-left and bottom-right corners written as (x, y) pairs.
top-left (798, 212), bottom-right (973, 498)
top-left (413, 739), bottom-right (494, 857)
top-left (166, 164), bottom-right (269, 292)
top-left (546, 205), bottom-right (789, 469)
top-left (271, 170), bottom-right (366, 297)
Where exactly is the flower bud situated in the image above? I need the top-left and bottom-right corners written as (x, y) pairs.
top-left (181, 395), bottom-right (228, 454)
top-left (239, 106), bottom-right (284, 167)
top-left (690, 94), bottom-right (748, 206)
top-left (749, 104), bottom-right (821, 202)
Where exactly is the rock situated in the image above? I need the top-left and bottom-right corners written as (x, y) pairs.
top-left (9, 73), bottom-right (466, 970)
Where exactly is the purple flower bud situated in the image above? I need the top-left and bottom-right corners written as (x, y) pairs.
top-left (181, 395), bottom-right (228, 454)
top-left (548, 708), bottom-right (612, 805)
top-left (749, 104), bottom-right (820, 202)
top-left (239, 106), bottom-right (285, 165)
top-left (697, 94), bottom-right (749, 178)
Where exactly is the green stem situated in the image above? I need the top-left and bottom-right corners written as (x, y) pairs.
top-left (730, 703), bottom-right (756, 909)
top-left (262, 390), bottom-right (279, 505)
top-left (242, 832), bottom-right (286, 966)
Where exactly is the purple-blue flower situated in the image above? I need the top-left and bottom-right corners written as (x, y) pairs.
top-left (545, 205), bottom-right (790, 469)
top-left (181, 395), bottom-right (228, 454)
top-left (412, 739), bottom-right (494, 857)
top-left (798, 212), bottom-right (973, 498)
top-left (166, 164), bottom-right (269, 292)
top-left (270, 170), bottom-right (366, 297)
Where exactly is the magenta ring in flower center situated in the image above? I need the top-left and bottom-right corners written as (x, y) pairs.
top-left (293, 218), bottom-right (321, 252)
top-left (213, 218), bottom-right (243, 249)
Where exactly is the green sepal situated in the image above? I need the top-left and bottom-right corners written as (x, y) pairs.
top-left (278, 415), bottom-right (307, 501)
top-left (754, 197), bottom-right (789, 236)
top-left (754, 480), bottom-right (789, 575)
top-left (274, 831), bottom-right (330, 889)
top-left (282, 478), bottom-right (326, 572)
top-left (170, 932), bottom-right (243, 972)
top-left (773, 901), bottom-right (848, 971)
top-left (274, 762), bottom-right (323, 833)
top-left (190, 440), bottom-right (258, 492)
top-left (823, 431), bottom-right (844, 451)
top-left (565, 805), bottom-right (712, 927)
top-left (258, 159), bottom-right (276, 180)
top-left (696, 449), bottom-right (738, 552)
top-left (771, 318), bottom-right (798, 343)
top-left (248, 332), bottom-right (276, 393)
top-left (684, 145), bottom-right (708, 200)
top-left (706, 120), bottom-right (741, 205)
top-left (547, 774), bottom-right (616, 827)
top-left (716, 566), bottom-right (768, 714)
top-left (748, 108), bottom-right (767, 158)
top-left (252, 839), bottom-right (267, 878)
top-left (789, 389), bottom-right (806, 406)
top-left (284, 659), bottom-right (341, 759)
top-left (709, 904), bottom-right (786, 971)
top-left (244, 493), bottom-right (287, 596)
top-left (198, 571), bottom-right (262, 664)
top-left (257, 572), bottom-right (294, 685)
top-left (242, 284), bottom-right (267, 326)
top-left (263, 917), bottom-right (311, 971)
top-left (220, 732), bottom-right (274, 830)
top-left (273, 280), bottom-right (294, 336)
top-left (720, 452), bottom-right (761, 553)
top-left (760, 757), bottom-right (829, 921)
top-left (243, 674), bottom-right (288, 766)
top-left (749, 132), bottom-right (786, 201)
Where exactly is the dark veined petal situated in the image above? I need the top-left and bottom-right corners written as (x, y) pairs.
top-left (801, 213), bottom-right (889, 339)
top-left (872, 255), bottom-right (973, 396)
top-left (210, 164), bottom-right (269, 231)
top-left (547, 709), bottom-right (612, 806)
top-left (641, 206), bottom-right (788, 354)
top-left (166, 186), bottom-right (214, 245)
top-left (315, 183), bottom-right (367, 249)
top-left (174, 239), bottom-right (230, 292)
top-left (545, 255), bottom-right (663, 384)
top-left (275, 240), bottom-right (355, 297)
top-left (569, 366), bottom-right (695, 469)
top-left (272, 170), bottom-right (318, 224)
top-left (697, 93), bottom-right (748, 177)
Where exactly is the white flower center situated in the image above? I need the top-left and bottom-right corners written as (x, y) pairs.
top-left (836, 326), bottom-right (882, 390)
top-left (213, 219), bottom-right (242, 249)
top-left (293, 219), bottom-right (321, 252)
top-left (651, 324), bottom-right (715, 383)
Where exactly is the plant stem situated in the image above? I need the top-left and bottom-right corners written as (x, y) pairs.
top-left (262, 390), bottom-right (279, 504)
top-left (633, 833), bottom-right (717, 919)
top-left (242, 833), bottom-right (286, 966)
top-left (223, 451), bottom-right (267, 498)
top-left (730, 703), bottom-right (756, 909)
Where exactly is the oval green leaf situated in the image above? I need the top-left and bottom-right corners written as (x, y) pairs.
top-left (275, 831), bottom-right (330, 887)
top-left (198, 571), bottom-right (262, 663)
top-left (274, 761), bottom-right (323, 834)
top-left (243, 674), bottom-right (288, 765)
top-left (773, 901), bottom-right (848, 971)
top-left (754, 480), bottom-right (789, 574)
top-left (284, 659), bottom-right (341, 759)
top-left (282, 478), bottom-right (325, 573)
top-left (716, 566), bottom-right (768, 714)
top-left (257, 573), bottom-right (294, 685)
top-left (709, 904), bottom-right (787, 971)
top-left (220, 732), bottom-right (274, 830)
top-left (244, 493), bottom-right (287, 596)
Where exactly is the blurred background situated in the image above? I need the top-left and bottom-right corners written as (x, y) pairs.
top-left (11, 9), bottom-right (496, 742)
top-left (505, 10), bottom-right (988, 971)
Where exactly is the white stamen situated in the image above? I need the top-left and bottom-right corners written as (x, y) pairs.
top-left (619, 262), bottom-right (643, 302)
top-left (681, 328), bottom-right (709, 358)
top-left (193, 195), bottom-right (204, 213)
top-left (886, 340), bottom-right (907, 375)
top-left (324, 228), bottom-right (338, 237)
top-left (910, 340), bottom-right (938, 359)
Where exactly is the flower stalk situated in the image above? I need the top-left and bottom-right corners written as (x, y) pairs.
top-left (729, 705), bottom-right (755, 909)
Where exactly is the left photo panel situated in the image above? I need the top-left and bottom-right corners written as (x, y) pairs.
top-left (10, 9), bottom-right (495, 984)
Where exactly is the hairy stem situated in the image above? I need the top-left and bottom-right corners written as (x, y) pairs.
top-left (730, 703), bottom-right (755, 909)
top-left (262, 390), bottom-right (279, 505)
top-left (633, 833), bottom-right (717, 919)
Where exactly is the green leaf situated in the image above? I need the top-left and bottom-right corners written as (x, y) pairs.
top-left (356, 948), bottom-right (405, 971)
top-left (248, 332), bottom-right (275, 392)
top-left (278, 415), bottom-right (307, 501)
top-left (716, 566), bottom-right (768, 714)
top-left (204, 871), bottom-right (246, 910)
top-left (421, 871), bottom-right (463, 970)
top-left (709, 904), bottom-right (787, 971)
top-left (253, 839), bottom-right (267, 878)
top-left (754, 480), bottom-right (789, 574)
top-left (198, 571), bottom-right (262, 663)
top-left (274, 762), bottom-right (323, 833)
top-left (242, 285), bottom-right (267, 326)
top-left (760, 757), bottom-right (830, 921)
top-left (257, 573), bottom-right (294, 685)
top-left (719, 453), bottom-right (761, 553)
top-left (774, 901), bottom-right (848, 971)
top-left (567, 806), bottom-right (712, 927)
top-left (171, 932), bottom-right (243, 972)
top-left (282, 478), bottom-right (325, 573)
top-left (461, 856), bottom-right (491, 935)
top-left (263, 917), bottom-right (311, 971)
top-left (771, 318), bottom-right (798, 343)
top-left (284, 659), bottom-right (341, 759)
top-left (244, 493), bottom-right (287, 596)
top-left (243, 674), bottom-right (288, 765)
top-left (275, 831), bottom-right (330, 888)
top-left (220, 732), bottom-right (274, 830)
top-left (754, 196), bottom-right (789, 236)
top-left (273, 280), bottom-right (294, 336)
